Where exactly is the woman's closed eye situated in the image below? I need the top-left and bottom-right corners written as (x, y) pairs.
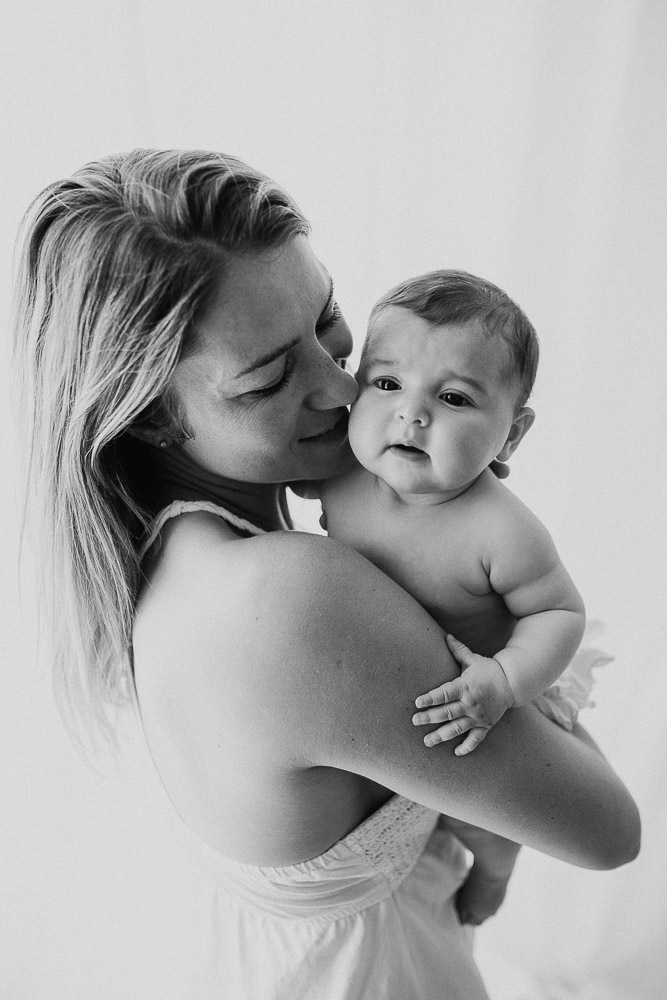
top-left (244, 300), bottom-right (350, 402)
top-left (317, 302), bottom-right (353, 369)
top-left (316, 302), bottom-right (342, 337)
top-left (244, 360), bottom-right (296, 401)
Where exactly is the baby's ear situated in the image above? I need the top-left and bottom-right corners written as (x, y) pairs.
top-left (496, 407), bottom-right (535, 463)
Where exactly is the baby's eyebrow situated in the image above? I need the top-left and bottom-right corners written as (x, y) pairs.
top-left (452, 374), bottom-right (488, 395)
top-left (362, 356), bottom-right (397, 368)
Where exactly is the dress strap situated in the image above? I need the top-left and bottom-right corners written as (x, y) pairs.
top-left (139, 499), bottom-right (266, 560)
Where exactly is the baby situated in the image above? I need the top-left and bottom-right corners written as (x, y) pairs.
top-left (316, 270), bottom-right (589, 923)
top-left (322, 270), bottom-right (586, 752)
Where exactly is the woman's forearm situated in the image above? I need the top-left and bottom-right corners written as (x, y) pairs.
top-left (408, 700), bottom-right (639, 869)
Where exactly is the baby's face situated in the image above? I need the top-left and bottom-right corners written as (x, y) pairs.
top-left (349, 307), bottom-right (521, 498)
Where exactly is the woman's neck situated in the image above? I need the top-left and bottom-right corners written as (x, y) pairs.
top-left (131, 440), bottom-right (290, 532)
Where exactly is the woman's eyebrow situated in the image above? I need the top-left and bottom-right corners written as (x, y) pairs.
top-left (233, 337), bottom-right (300, 379)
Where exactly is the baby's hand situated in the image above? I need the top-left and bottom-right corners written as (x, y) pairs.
top-left (412, 634), bottom-right (515, 755)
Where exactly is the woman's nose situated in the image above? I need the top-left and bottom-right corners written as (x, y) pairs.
top-left (306, 352), bottom-right (358, 409)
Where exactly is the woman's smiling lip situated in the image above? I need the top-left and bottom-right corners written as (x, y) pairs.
top-left (299, 410), bottom-right (349, 444)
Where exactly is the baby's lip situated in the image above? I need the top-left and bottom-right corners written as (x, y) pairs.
top-left (390, 439), bottom-right (426, 453)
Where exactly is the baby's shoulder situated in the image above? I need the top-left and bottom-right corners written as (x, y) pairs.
top-left (467, 470), bottom-right (545, 537)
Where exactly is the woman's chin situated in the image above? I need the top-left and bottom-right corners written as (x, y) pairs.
top-left (291, 438), bottom-right (356, 482)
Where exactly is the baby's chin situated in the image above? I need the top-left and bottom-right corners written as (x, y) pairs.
top-left (366, 460), bottom-right (484, 501)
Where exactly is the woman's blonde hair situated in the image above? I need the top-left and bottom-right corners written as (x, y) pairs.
top-left (12, 148), bottom-right (309, 750)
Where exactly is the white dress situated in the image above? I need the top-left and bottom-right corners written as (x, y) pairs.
top-left (140, 501), bottom-right (489, 999)
top-left (140, 500), bottom-right (604, 999)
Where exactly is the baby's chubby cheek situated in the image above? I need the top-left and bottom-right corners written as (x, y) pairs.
top-left (346, 392), bottom-right (383, 474)
top-left (346, 393), bottom-right (367, 455)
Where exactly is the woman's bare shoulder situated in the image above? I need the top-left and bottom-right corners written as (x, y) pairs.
top-left (133, 519), bottom-right (640, 870)
top-left (145, 523), bottom-right (396, 629)
top-left (132, 525), bottom-right (409, 861)
top-left (134, 523), bottom-right (397, 724)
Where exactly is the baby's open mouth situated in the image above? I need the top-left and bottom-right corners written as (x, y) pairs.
top-left (392, 443), bottom-right (425, 453)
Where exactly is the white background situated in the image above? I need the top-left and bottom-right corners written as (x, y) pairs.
top-left (1, 2), bottom-right (665, 997)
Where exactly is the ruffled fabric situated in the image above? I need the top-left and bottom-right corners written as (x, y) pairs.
top-left (532, 620), bottom-right (613, 730)
top-left (184, 794), bottom-right (489, 1000)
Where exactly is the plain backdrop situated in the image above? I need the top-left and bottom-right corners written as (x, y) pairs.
top-left (1, 2), bottom-right (665, 998)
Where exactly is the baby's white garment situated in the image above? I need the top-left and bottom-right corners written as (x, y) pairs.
top-left (533, 621), bottom-right (612, 730)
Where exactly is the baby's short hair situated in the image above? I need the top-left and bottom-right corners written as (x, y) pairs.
top-left (368, 270), bottom-right (539, 408)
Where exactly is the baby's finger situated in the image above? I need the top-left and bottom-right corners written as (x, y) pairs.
top-left (415, 677), bottom-right (464, 709)
top-left (423, 717), bottom-right (474, 748)
top-left (445, 633), bottom-right (477, 667)
top-left (454, 728), bottom-right (489, 756)
top-left (412, 702), bottom-right (468, 726)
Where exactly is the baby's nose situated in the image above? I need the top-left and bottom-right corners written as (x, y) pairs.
top-left (396, 398), bottom-right (429, 426)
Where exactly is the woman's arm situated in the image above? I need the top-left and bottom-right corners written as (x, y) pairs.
top-left (264, 534), bottom-right (639, 868)
top-left (143, 529), bottom-right (640, 870)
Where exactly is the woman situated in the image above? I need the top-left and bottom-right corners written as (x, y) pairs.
top-left (13, 149), bottom-right (640, 999)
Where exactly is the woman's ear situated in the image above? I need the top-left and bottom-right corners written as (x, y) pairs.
top-left (496, 407), bottom-right (535, 463)
top-left (125, 424), bottom-right (173, 449)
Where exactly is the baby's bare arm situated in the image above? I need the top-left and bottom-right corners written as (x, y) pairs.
top-left (413, 484), bottom-right (585, 753)
top-left (486, 500), bottom-right (586, 705)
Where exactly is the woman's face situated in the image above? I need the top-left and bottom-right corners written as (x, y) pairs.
top-left (171, 236), bottom-right (358, 482)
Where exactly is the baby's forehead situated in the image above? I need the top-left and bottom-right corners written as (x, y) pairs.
top-left (362, 310), bottom-right (485, 359)
top-left (361, 309), bottom-right (519, 389)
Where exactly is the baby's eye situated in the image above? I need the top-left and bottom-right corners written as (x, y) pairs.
top-left (373, 376), bottom-right (401, 391)
top-left (441, 391), bottom-right (470, 407)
